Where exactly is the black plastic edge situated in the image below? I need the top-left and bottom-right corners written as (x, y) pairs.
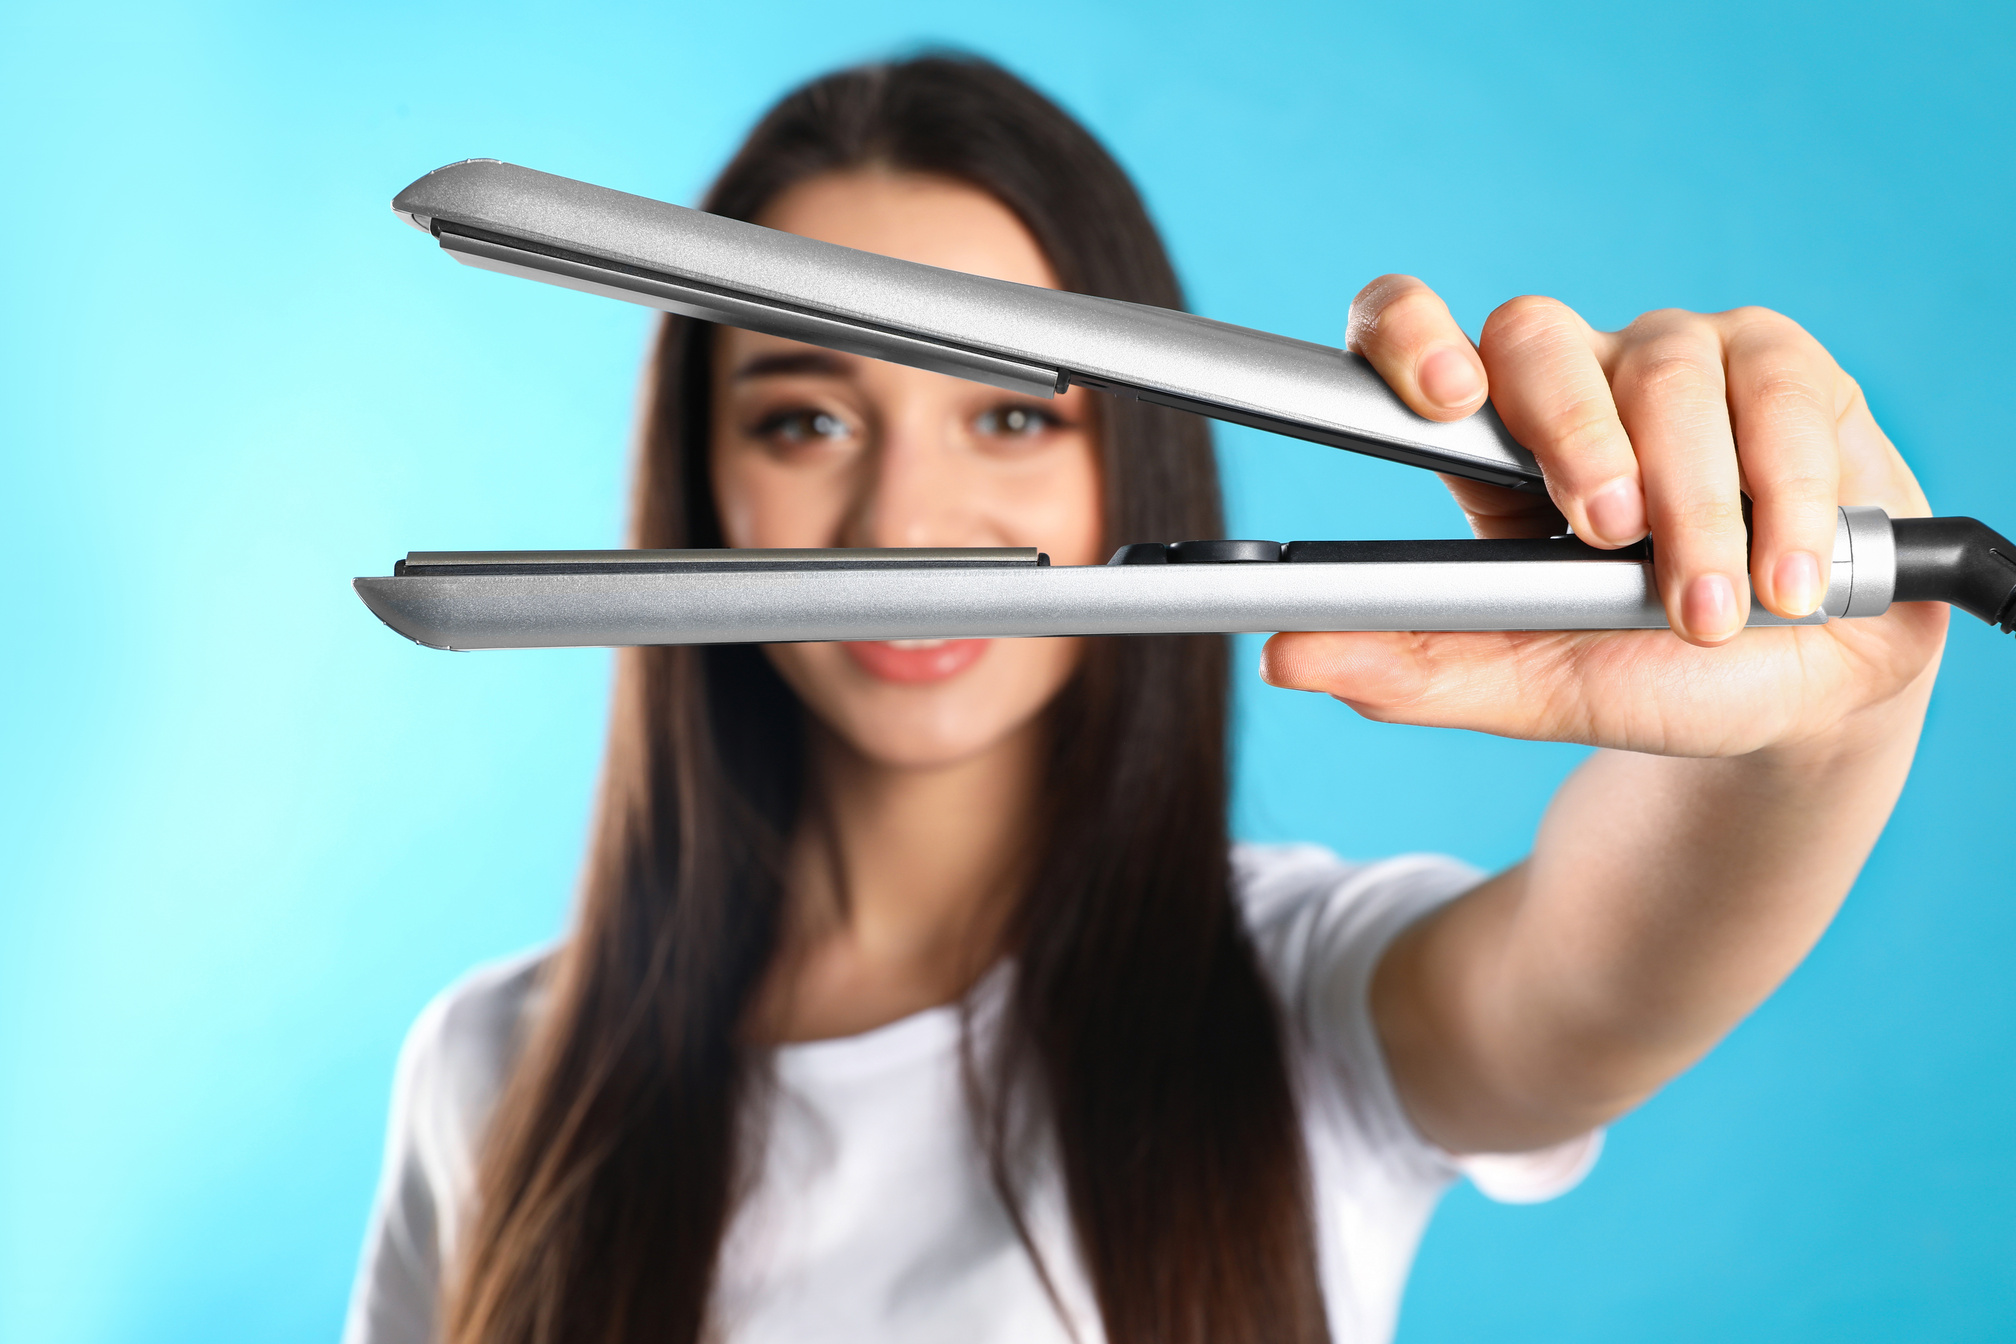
top-left (1283, 536), bottom-right (1650, 564)
top-left (1891, 516), bottom-right (2016, 630)
top-left (397, 557), bottom-right (1042, 577)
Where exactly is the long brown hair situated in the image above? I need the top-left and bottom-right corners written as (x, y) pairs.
top-left (448, 53), bottom-right (1328, 1344)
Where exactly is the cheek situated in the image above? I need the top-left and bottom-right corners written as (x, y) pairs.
top-left (711, 448), bottom-right (851, 549)
top-left (1057, 442), bottom-right (1107, 564)
top-left (714, 473), bottom-right (757, 549)
top-left (1009, 434), bottom-right (1106, 565)
top-left (709, 439), bottom-right (755, 547)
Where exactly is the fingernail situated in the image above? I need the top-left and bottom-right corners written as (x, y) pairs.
top-left (1583, 478), bottom-right (1647, 546)
top-left (1683, 573), bottom-right (1742, 643)
top-left (1773, 550), bottom-right (1824, 617)
top-left (1418, 345), bottom-right (1483, 410)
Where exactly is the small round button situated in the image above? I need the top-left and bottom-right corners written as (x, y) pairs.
top-left (1169, 539), bottom-right (1282, 564)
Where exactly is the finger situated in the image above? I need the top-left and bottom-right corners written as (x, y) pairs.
top-left (1834, 376), bottom-right (1931, 519)
top-left (1477, 296), bottom-right (1644, 547)
top-left (1346, 275), bottom-right (1489, 421)
top-left (1438, 473), bottom-right (1567, 541)
top-left (1715, 309), bottom-right (1842, 618)
top-left (1605, 311), bottom-right (1749, 645)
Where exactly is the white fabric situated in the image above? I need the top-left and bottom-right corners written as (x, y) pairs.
top-left (342, 844), bottom-right (1599, 1344)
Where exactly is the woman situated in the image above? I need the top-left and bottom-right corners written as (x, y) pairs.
top-left (345, 54), bottom-right (1943, 1344)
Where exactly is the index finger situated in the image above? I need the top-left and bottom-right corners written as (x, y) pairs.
top-left (1347, 275), bottom-right (1490, 422)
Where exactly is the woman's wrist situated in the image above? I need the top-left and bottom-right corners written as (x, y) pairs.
top-left (1742, 652), bottom-right (1941, 780)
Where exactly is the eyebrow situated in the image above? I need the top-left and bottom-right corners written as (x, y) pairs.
top-left (731, 350), bottom-right (855, 381)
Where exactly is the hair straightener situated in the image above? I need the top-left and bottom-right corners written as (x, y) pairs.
top-left (356, 159), bottom-right (2016, 651)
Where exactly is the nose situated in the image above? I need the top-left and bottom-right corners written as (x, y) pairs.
top-left (843, 397), bottom-right (978, 550)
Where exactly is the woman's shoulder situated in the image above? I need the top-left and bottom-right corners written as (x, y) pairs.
top-left (393, 948), bottom-right (553, 1165)
top-left (1229, 842), bottom-right (1483, 1007)
top-left (1230, 841), bottom-right (1482, 927)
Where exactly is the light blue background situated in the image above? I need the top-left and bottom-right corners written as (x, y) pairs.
top-left (3, 1), bottom-right (2012, 1340)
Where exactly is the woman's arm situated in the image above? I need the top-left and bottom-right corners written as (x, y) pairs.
top-left (1365, 676), bottom-right (1933, 1153)
top-left (1260, 279), bottom-right (1948, 1154)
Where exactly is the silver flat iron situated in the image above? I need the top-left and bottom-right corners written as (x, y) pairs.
top-left (356, 160), bottom-right (2016, 650)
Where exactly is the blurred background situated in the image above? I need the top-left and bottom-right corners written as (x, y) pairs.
top-left (3, 1), bottom-right (2012, 1340)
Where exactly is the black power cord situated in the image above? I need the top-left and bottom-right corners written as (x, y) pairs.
top-left (1893, 518), bottom-right (2016, 633)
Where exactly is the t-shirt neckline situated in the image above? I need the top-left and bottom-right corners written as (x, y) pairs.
top-left (770, 963), bottom-right (1010, 1080)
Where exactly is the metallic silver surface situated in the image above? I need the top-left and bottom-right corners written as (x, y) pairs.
top-left (394, 159), bottom-right (1544, 490)
top-left (442, 231), bottom-right (1063, 398)
top-left (355, 556), bottom-right (1835, 651)
top-left (1839, 505), bottom-right (1897, 618)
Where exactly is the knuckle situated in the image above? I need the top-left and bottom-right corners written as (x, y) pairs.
top-left (1355, 273), bottom-right (1427, 307)
top-left (1381, 284), bottom-right (1452, 333)
top-left (1750, 469), bottom-right (1838, 511)
top-left (1722, 303), bottom-right (1781, 328)
top-left (1726, 313), bottom-right (1818, 363)
top-left (1720, 304), bottom-right (1803, 340)
top-left (1540, 400), bottom-right (1630, 469)
top-left (1614, 338), bottom-right (1722, 402)
top-left (1620, 307), bottom-right (1703, 340)
top-left (1724, 310), bottom-right (1833, 381)
top-left (1754, 458), bottom-right (1836, 491)
top-left (1743, 368), bottom-right (1830, 420)
top-left (1482, 294), bottom-right (1576, 349)
top-left (1671, 491), bottom-right (1748, 536)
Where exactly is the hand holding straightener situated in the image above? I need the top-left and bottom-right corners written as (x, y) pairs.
top-left (1266, 276), bottom-right (1945, 758)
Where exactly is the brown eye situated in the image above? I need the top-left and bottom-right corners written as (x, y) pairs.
top-left (754, 409), bottom-right (855, 446)
top-left (975, 404), bottom-right (1058, 438)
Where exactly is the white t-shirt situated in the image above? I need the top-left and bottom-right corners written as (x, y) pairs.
top-left (343, 844), bottom-right (1599, 1344)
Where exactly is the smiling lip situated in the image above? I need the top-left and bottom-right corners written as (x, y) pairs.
top-left (842, 638), bottom-right (989, 683)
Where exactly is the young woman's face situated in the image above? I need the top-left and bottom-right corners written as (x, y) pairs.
top-left (710, 170), bottom-right (1106, 770)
